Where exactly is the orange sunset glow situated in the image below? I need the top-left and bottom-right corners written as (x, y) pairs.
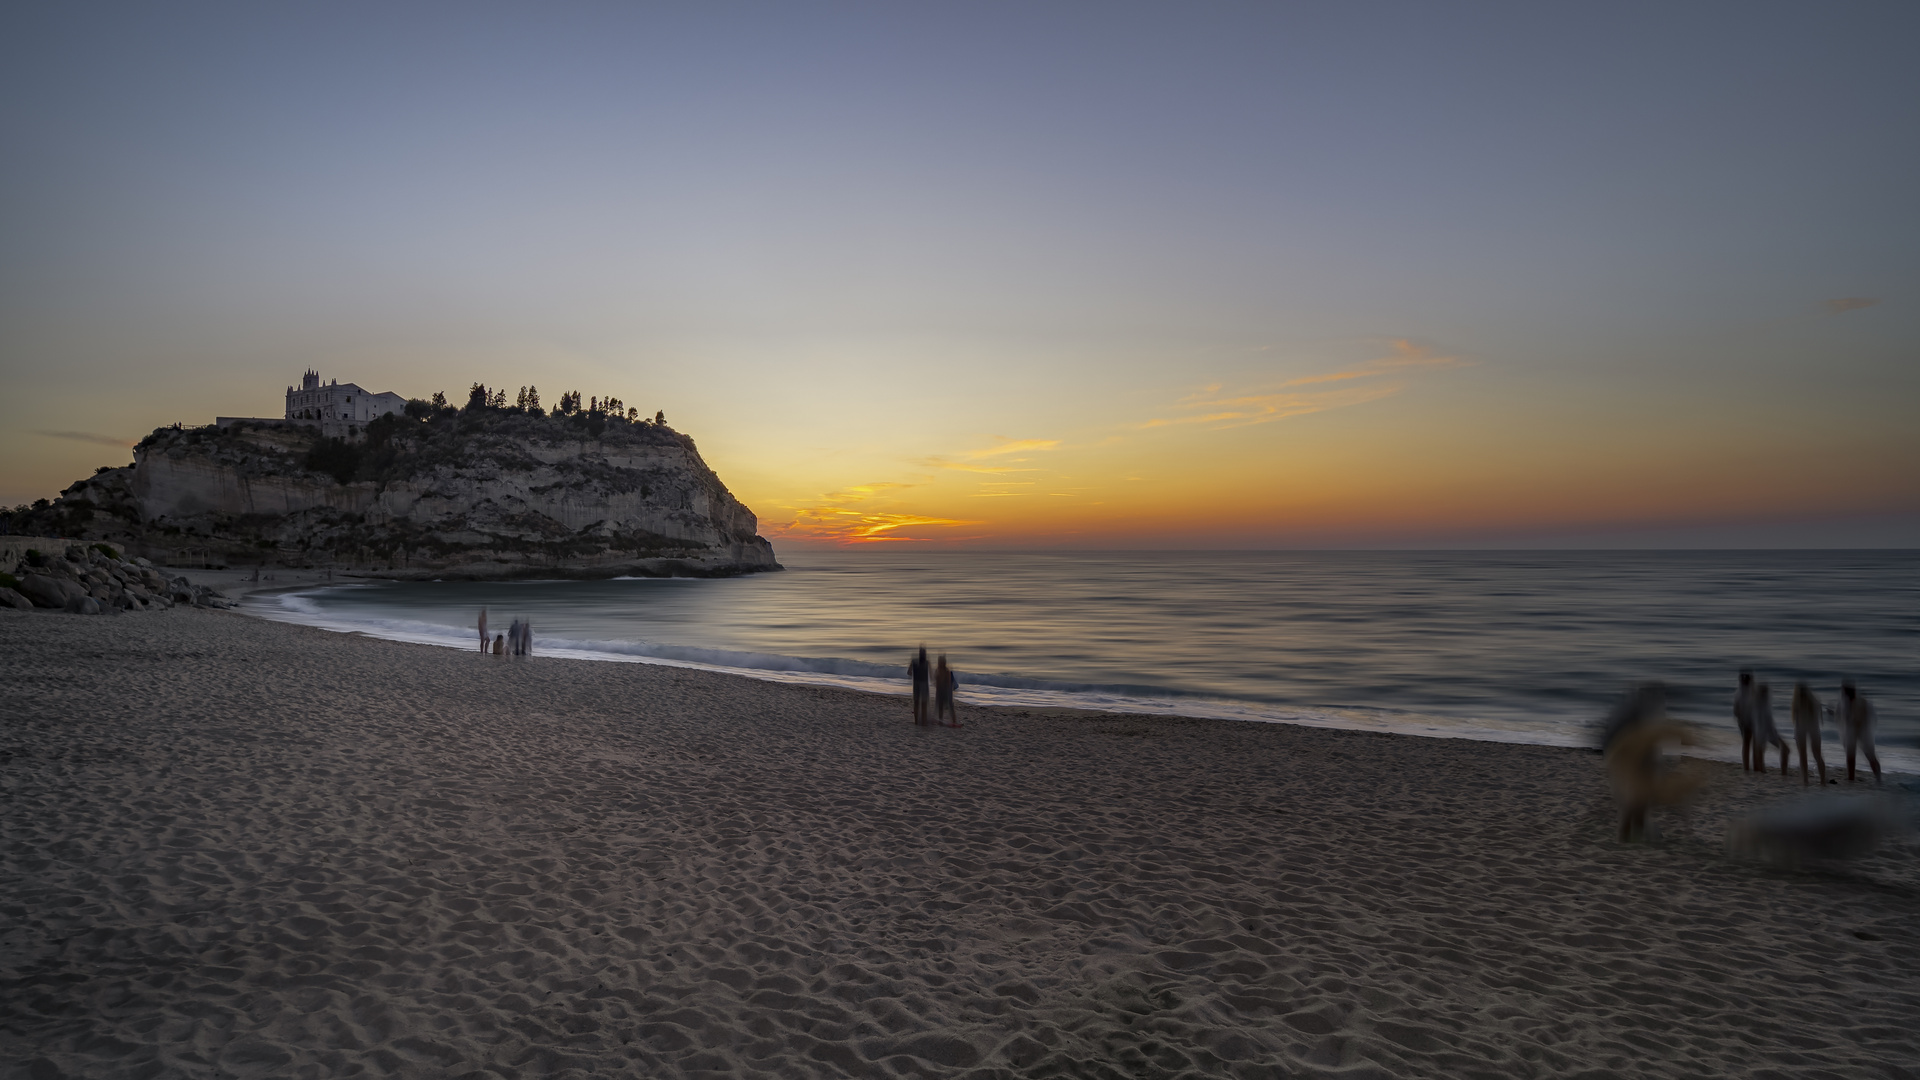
top-left (2, 6), bottom-right (1914, 549)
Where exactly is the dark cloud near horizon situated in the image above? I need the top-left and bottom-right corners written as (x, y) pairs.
top-left (1825, 297), bottom-right (1880, 315)
top-left (34, 430), bottom-right (134, 448)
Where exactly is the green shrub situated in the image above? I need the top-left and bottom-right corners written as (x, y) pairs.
top-left (0, 572), bottom-right (19, 591)
top-left (91, 543), bottom-right (120, 560)
top-left (305, 438), bottom-right (363, 485)
top-left (24, 548), bottom-right (46, 567)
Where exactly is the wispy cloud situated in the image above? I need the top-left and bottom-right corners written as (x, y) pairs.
top-left (774, 508), bottom-right (982, 543)
top-left (34, 430), bottom-right (135, 448)
top-left (930, 462), bottom-right (1036, 474)
top-left (817, 481), bottom-right (916, 502)
top-left (922, 436), bottom-right (1061, 473)
top-left (964, 437), bottom-right (1060, 459)
top-left (1825, 297), bottom-right (1879, 315)
top-left (771, 437), bottom-right (1063, 542)
top-left (1143, 339), bottom-right (1470, 430)
top-left (767, 481), bottom-right (981, 544)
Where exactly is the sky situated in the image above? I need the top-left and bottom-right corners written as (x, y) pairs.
top-left (2, 2), bottom-right (1915, 548)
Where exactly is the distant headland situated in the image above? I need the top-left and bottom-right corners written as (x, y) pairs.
top-left (2, 374), bottom-right (781, 579)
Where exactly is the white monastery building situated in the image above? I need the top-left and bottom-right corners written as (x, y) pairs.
top-left (285, 370), bottom-right (407, 426)
top-left (216, 371), bottom-right (408, 439)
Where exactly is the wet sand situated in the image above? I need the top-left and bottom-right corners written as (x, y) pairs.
top-left (2, 607), bottom-right (1916, 1079)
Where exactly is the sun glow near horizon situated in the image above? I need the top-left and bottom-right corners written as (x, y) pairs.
top-left (1, 5), bottom-right (1914, 546)
top-left (713, 321), bottom-right (1918, 550)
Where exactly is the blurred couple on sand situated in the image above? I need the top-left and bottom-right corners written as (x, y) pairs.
top-left (908, 646), bottom-right (960, 728)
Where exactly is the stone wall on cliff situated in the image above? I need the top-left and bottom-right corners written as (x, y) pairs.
top-left (10, 408), bottom-right (780, 578)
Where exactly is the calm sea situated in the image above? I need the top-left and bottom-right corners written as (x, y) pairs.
top-left (245, 550), bottom-right (1918, 771)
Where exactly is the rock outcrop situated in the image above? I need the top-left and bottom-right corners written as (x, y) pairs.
top-left (9, 408), bottom-right (780, 579)
top-left (2, 542), bottom-right (225, 614)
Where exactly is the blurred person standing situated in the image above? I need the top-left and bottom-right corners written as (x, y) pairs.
top-left (1601, 683), bottom-right (1703, 842)
top-left (1733, 669), bottom-right (1757, 771)
top-left (934, 654), bottom-right (960, 728)
top-left (908, 646), bottom-right (931, 725)
top-left (479, 607), bottom-right (489, 652)
top-left (1753, 683), bottom-right (1789, 774)
top-left (1839, 681), bottom-right (1882, 785)
top-left (1790, 682), bottom-right (1826, 786)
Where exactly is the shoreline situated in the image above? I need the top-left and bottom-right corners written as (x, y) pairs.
top-left (225, 577), bottom-right (1920, 778)
top-left (4, 606), bottom-right (1917, 1077)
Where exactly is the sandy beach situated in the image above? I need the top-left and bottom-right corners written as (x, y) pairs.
top-left (3, 607), bottom-right (1917, 1079)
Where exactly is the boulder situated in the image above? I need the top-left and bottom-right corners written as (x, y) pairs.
top-left (0, 587), bottom-right (32, 610)
top-left (18, 574), bottom-right (79, 609)
top-left (63, 593), bottom-right (102, 614)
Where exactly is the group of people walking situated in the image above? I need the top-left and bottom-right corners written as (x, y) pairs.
top-left (1733, 669), bottom-right (1879, 785)
top-left (907, 646), bottom-right (961, 727)
top-left (477, 607), bottom-right (533, 657)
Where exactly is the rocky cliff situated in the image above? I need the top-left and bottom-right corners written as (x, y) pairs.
top-left (9, 408), bottom-right (780, 578)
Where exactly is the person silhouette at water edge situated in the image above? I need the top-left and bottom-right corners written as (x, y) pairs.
top-left (1732, 669), bottom-right (1756, 771)
top-left (1790, 682), bottom-right (1826, 786)
top-left (479, 607), bottom-right (489, 652)
top-left (908, 646), bottom-right (931, 725)
top-left (1838, 681), bottom-right (1882, 785)
top-left (1752, 683), bottom-right (1789, 775)
top-left (934, 654), bottom-right (961, 728)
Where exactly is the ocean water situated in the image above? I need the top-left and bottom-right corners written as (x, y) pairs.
top-left (244, 550), bottom-right (1919, 770)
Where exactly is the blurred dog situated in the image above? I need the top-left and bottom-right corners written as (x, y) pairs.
top-left (1728, 796), bottom-right (1900, 867)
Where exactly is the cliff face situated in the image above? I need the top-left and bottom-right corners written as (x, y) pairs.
top-left (20, 410), bottom-right (780, 578)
